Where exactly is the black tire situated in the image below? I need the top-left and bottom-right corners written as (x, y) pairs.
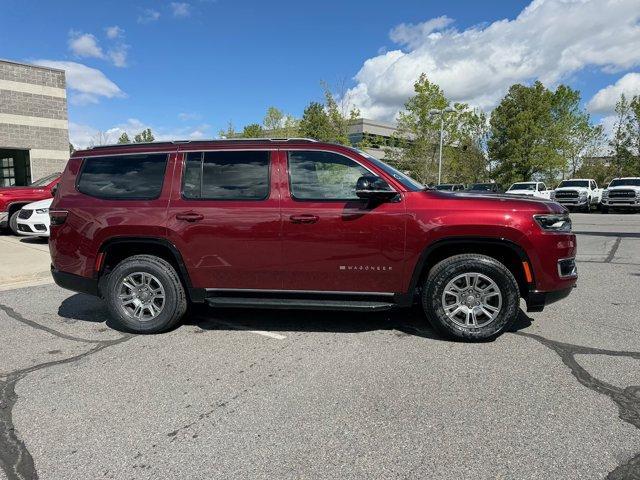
top-left (104, 254), bottom-right (187, 333)
top-left (421, 254), bottom-right (520, 341)
top-left (601, 206), bottom-right (609, 214)
top-left (581, 200), bottom-right (591, 213)
top-left (9, 210), bottom-right (20, 234)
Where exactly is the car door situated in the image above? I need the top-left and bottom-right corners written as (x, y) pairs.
top-left (278, 149), bottom-right (407, 293)
top-left (166, 148), bottom-right (282, 290)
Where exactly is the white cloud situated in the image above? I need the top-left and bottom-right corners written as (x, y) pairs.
top-left (70, 118), bottom-right (213, 149)
top-left (105, 25), bottom-right (124, 39)
top-left (108, 44), bottom-right (129, 68)
top-left (345, 0), bottom-right (640, 122)
top-left (587, 73), bottom-right (640, 114)
top-left (178, 112), bottom-right (201, 121)
top-left (68, 32), bottom-right (104, 59)
top-left (32, 60), bottom-right (125, 105)
top-left (170, 2), bottom-right (191, 17)
top-left (138, 9), bottom-right (160, 24)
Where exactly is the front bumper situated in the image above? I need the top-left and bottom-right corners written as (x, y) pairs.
top-left (51, 266), bottom-right (99, 296)
top-left (525, 286), bottom-right (575, 312)
top-left (602, 199), bottom-right (640, 208)
top-left (555, 197), bottom-right (588, 206)
top-left (16, 212), bottom-right (50, 237)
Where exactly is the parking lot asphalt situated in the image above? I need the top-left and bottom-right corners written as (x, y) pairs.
top-left (1, 213), bottom-right (639, 480)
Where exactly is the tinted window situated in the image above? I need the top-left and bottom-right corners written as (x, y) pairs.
top-left (558, 180), bottom-right (589, 188)
top-left (183, 151), bottom-right (270, 200)
top-left (288, 151), bottom-right (369, 200)
top-left (609, 178), bottom-right (640, 187)
top-left (509, 183), bottom-right (536, 191)
top-left (78, 154), bottom-right (167, 199)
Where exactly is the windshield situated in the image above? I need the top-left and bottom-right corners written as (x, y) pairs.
top-left (435, 184), bottom-right (454, 190)
top-left (468, 183), bottom-right (493, 191)
top-left (558, 180), bottom-right (589, 188)
top-left (352, 149), bottom-right (424, 191)
top-left (609, 178), bottom-right (640, 187)
top-left (508, 183), bottom-right (536, 191)
top-left (30, 173), bottom-right (60, 187)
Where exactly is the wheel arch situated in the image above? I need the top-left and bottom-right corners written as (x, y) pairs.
top-left (407, 237), bottom-right (533, 300)
top-left (97, 237), bottom-right (204, 302)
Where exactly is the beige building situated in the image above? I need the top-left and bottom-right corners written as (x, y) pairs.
top-left (0, 59), bottom-right (69, 186)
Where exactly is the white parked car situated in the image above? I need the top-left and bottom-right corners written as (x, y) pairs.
top-left (601, 177), bottom-right (640, 213)
top-left (16, 198), bottom-right (52, 237)
top-left (506, 182), bottom-right (552, 199)
top-left (550, 179), bottom-right (602, 212)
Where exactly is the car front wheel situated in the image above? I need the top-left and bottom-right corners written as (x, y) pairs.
top-left (421, 254), bottom-right (520, 341)
top-left (104, 254), bottom-right (187, 333)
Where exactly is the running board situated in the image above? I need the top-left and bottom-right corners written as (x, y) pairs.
top-left (205, 297), bottom-right (395, 311)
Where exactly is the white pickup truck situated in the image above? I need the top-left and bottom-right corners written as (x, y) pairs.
top-left (601, 177), bottom-right (640, 213)
top-left (506, 182), bottom-right (552, 199)
top-left (551, 179), bottom-right (602, 212)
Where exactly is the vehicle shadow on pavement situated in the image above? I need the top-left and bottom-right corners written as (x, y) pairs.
top-left (19, 236), bottom-right (48, 244)
top-left (187, 305), bottom-right (533, 342)
top-left (57, 293), bottom-right (533, 341)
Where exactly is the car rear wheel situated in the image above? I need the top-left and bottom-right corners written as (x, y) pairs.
top-left (421, 254), bottom-right (520, 341)
top-left (104, 254), bottom-right (187, 333)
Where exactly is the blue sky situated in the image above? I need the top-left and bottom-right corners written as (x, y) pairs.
top-left (2, 0), bottom-right (640, 147)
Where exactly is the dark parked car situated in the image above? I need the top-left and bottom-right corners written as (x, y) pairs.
top-left (49, 139), bottom-right (576, 340)
top-left (465, 182), bottom-right (503, 194)
top-left (435, 183), bottom-right (465, 191)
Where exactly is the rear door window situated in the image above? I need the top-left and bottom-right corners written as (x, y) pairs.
top-left (77, 154), bottom-right (168, 199)
top-left (182, 150), bottom-right (270, 200)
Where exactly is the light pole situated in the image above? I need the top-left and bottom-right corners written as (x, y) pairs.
top-left (429, 106), bottom-right (455, 185)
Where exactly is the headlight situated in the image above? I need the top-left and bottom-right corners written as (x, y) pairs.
top-left (550, 191), bottom-right (556, 199)
top-left (602, 190), bottom-right (609, 198)
top-left (35, 208), bottom-right (49, 214)
top-left (578, 191), bottom-right (587, 197)
top-left (534, 214), bottom-right (572, 232)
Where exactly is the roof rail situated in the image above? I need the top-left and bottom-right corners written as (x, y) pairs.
top-left (86, 137), bottom-right (319, 150)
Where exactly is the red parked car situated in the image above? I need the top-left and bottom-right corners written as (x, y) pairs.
top-left (0, 173), bottom-right (60, 234)
top-left (49, 139), bottom-right (577, 340)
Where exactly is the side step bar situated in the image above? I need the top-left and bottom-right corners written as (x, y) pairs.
top-left (205, 297), bottom-right (395, 311)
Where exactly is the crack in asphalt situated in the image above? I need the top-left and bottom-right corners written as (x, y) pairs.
top-left (0, 303), bottom-right (105, 344)
top-left (516, 332), bottom-right (640, 479)
top-left (0, 302), bottom-right (132, 480)
top-left (605, 237), bottom-right (623, 263)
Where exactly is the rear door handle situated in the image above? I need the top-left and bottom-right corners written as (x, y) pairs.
top-left (176, 212), bottom-right (204, 222)
top-left (289, 214), bottom-right (319, 224)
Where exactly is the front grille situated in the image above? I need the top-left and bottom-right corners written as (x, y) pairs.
top-left (555, 191), bottom-right (578, 199)
top-left (609, 190), bottom-right (636, 198)
top-left (18, 209), bottom-right (33, 219)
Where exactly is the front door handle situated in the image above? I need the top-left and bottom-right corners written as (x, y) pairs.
top-left (176, 212), bottom-right (204, 222)
top-left (289, 214), bottom-right (319, 224)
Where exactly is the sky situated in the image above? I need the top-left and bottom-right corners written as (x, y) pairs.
top-left (1, 0), bottom-right (640, 148)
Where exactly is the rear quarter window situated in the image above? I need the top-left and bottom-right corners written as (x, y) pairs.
top-left (77, 154), bottom-right (168, 200)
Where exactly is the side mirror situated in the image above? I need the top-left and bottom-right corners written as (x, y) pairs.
top-left (51, 184), bottom-right (58, 197)
top-left (355, 175), bottom-right (397, 201)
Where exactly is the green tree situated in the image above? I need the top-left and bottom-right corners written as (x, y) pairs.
top-left (629, 95), bottom-right (640, 174)
top-left (489, 82), bottom-right (564, 185)
top-left (322, 82), bottom-right (359, 145)
top-left (609, 94), bottom-right (634, 177)
top-left (298, 102), bottom-right (333, 141)
top-left (384, 74), bottom-right (489, 184)
top-left (69, 143), bottom-right (76, 154)
top-left (241, 123), bottom-right (264, 138)
top-left (117, 132), bottom-right (131, 144)
top-left (263, 106), bottom-right (299, 138)
top-left (218, 121), bottom-right (237, 139)
top-left (133, 128), bottom-right (154, 143)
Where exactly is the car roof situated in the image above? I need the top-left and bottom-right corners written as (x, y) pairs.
top-left (72, 138), bottom-right (326, 157)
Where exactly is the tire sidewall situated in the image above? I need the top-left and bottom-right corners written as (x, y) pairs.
top-left (424, 257), bottom-right (519, 340)
top-left (106, 260), bottom-right (179, 333)
top-left (9, 211), bottom-right (19, 234)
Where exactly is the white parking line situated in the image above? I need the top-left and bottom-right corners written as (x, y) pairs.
top-left (214, 320), bottom-right (287, 340)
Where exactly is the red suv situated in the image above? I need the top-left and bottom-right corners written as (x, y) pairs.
top-left (49, 139), bottom-right (577, 340)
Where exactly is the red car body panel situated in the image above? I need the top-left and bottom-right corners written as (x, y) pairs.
top-left (0, 176), bottom-right (60, 226)
top-left (49, 140), bottom-right (577, 309)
